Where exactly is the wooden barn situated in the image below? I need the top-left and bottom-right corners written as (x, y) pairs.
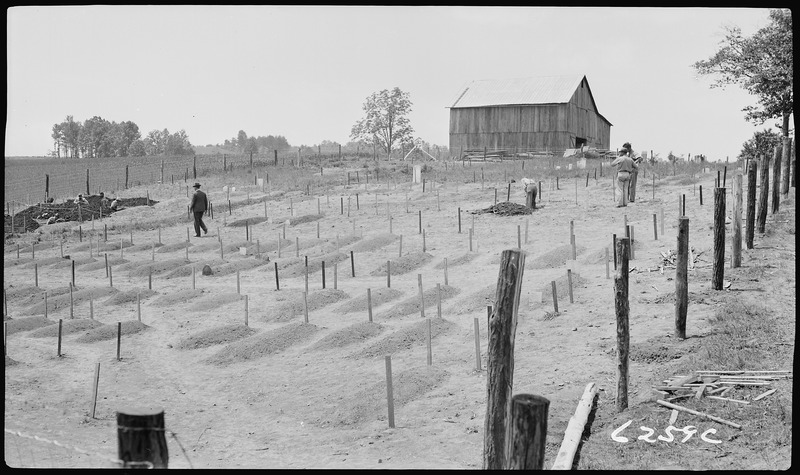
top-left (447, 75), bottom-right (612, 155)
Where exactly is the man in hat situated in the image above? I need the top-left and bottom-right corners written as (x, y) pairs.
top-left (622, 142), bottom-right (642, 202)
top-left (612, 148), bottom-right (638, 207)
top-left (190, 182), bottom-right (209, 237)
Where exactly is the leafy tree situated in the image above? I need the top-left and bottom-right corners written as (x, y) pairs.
top-left (693, 9), bottom-right (793, 139)
top-left (739, 128), bottom-right (781, 160)
top-left (350, 87), bottom-right (414, 158)
top-left (237, 130), bottom-right (249, 151)
top-left (244, 136), bottom-right (259, 155)
top-left (128, 139), bottom-right (146, 157)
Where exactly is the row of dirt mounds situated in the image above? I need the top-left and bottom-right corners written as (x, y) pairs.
top-left (348, 317), bottom-right (457, 359)
top-left (5, 195), bottom-right (158, 233)
top-left (121, 258), bottom-right (190, 276)
top-left (336, 288), bottom-right (404, 313)
top-left (323, 365), bottom-right (449, 427)
top-left (21, 286), bottom-right (119, 315)
top-left (227, 216), bottom-right (269, 227)
top-left (267, 289), bottom-right (350, 322)
top-left (378, 284), bottom-right (460, 320)
top-left (150, 289), bottom-right (206, 307)
top-left (103, 289), bottom-right (158, 305)
top-left (204, 321), bottom-right (321, 365)
top-left (175, 323), bottom-right (258, 350)
top-left (5, 316), bottom-right (53, 335)
top-left (80, 256), bottom-right (128, 271)
top-left (308, 321), bottom-right (387, 351)
top-left (369, 252), bottom-right (434, 276)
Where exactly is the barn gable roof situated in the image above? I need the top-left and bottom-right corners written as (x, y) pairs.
top-left (449, 74), bottom-right (586, 108)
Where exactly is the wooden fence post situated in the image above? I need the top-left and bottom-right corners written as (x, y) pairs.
top-left (745, 160), bottom-right (757, 249)
top-left (483, 249), bottom-right (526, 470)
top-left (771, 144), bottom-right (782, 214)
top-left (117, 408), bottom-right (169, 468)
top-left (732, 173), bottom-right (743, 268)
top-left (675, 217), bottom-right (689, 339)
top-left (712, 188), bottom-right (726, 290)
top-left (614, 238), bottom-right (630, 412)
top-left (756, 154), bottom-right (770, 233)
top-left (505, 394), bottom-right (550, 469)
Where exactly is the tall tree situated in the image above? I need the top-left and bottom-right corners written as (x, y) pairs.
top-left (350, 87), bottom-right (414, 158)
top-left (739, 129), bottom-right (781, 161)
top-left (693, 9), bottom-right (793, 139)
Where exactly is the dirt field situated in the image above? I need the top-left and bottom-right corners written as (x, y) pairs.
top-left (4, 160), bottom-right (794, 469)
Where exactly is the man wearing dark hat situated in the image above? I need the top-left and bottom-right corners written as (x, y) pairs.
top-left (190, 183), bottom-right (209, 237)
top-left (612, 149), bottom-right (638, 207)
top-left (622, 142), bottom-right (642, 202)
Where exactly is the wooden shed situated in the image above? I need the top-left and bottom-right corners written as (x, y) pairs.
top-left (448, 75), bottom-right (612, 155)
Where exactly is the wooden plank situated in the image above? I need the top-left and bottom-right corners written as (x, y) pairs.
top-left (707, 395), bottom-right (750, 405)
top-left (551, 382), bottom-right (598, 470)
top-left (656, 399), bottom-right (741, 429)
top-left (752, 388), bottom-right (777, 401)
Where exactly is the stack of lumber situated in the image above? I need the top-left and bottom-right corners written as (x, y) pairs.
top-left (653, 370), bottom-right (790, 404)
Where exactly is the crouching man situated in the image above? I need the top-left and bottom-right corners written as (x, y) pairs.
top-left (520, 177), bottom-right (538, 209)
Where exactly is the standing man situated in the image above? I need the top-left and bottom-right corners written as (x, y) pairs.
top-left (190, 182), bottom-right (209, 237)
top-left (612, 149), bottom-right (638, 207)
top-left (623, 142), bottom-right (642, 202)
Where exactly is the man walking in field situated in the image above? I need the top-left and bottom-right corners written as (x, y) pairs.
top-left (612, 149), bottom-right (637, 207)
top-left (190, 182), bottom-right (209, 237)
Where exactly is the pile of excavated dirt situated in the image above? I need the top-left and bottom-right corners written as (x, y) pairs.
top-left (5, 196), bottom-right (158, 233)
top-left (175, 323), bottom-right (258, 350)
top-left (348, 317), bottom-right (457, 359)
top-left (308, 321), bottom-right (386, 351)
top-left (204, 322), bottom-right (321, 365)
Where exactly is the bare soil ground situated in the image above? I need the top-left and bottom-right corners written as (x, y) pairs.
top-left (4, 162), bottom-right (794, 469)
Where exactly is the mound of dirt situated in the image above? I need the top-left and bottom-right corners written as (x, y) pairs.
top-left (103, 289), bottom-right (158, 306)
top-left (176, 323), bottom-right (257, 350)
top-left (7, 195), bottom-right (157, 232)
top-left (29, 318), bottom-right (106, 338)
top-left (629, 334), bottom-right (702, 364)
top-left (204, 322), bottom-right (321, 365)
top-left (269, 289), bottom-right (350, 322)
top-left (378, 284), bottom-right (460, 319)
top-left (74, 320), bottom-right (150, 343)
top-left (123, 242), bottom-right (164, 253)
top-left (336, 288), bottom-right (404, 313)
top-left (150, 289), bottom-right (205, 307)
top-left (4, 257), bottom-right (35, 268)
top-left (10, 285), bottom-right (74, 308)
top-left (19, 256), bottom-right (65, 268)
top-left (471, 201), bottom-right (533, 216)
top-left (325, 365), bottom-right (449, 427)
top-left (448, 284), bottom-right (495, 315)
top-left (369, 252), bottom-right (434, 277)
top-left (188, 292), bottom-right (244, 311)
top-left (80, 256), bottom-right (128, 271)
top-left (228, 217), bottom-right (269, 227)
top-left (95, 240), bottom-right (135, 253)
top-left (49, 256), bottom-right (97, 269)
top-left (126, 258), bottom-right (191, 277)
top-left (156, 241), bottom-right (193, 253)
top-left (280, 252), bottom-right (349, 278)
top-left (163, 259), bottom-right (225, 279)
top-left (324, 234), bottom-right (362, 252)
top-left (289, 213), bottom-right (324, 226)
top-left (4, 316), bottom-right (54, 335)
top-left (349, 233), bottom-right (399, 253)
top-left (528, 244), bottom-right (585, 269)
top-left (351, 318), bottom-right (456, 359)
top-left (541, 271), bottom-right (589, 303)
top-left (433, 252), bottom-right (479, 269)
top-left (208, 258), bottom-right (269, 277)
top-left (309, 321), bottom-right (386, 351)
top-left (5, 285), bottom-right (46, 301)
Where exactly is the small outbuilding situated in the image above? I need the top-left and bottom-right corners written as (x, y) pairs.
top-left (448, 74), bottom-right (612, 155)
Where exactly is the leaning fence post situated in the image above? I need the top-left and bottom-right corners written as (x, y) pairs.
top-left (483, 249), bottom-right (526, 470)
top-left (732, 173), bottom-right (743, 268)
top-left (614, 237), bottom-right (630, 412)
top-left (745, 160), bottom-right (757, 249)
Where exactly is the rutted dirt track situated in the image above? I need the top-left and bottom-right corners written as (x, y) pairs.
top-left (4, 163), bottom-right (794, 469)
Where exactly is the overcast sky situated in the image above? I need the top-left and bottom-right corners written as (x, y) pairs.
top-left (6, 6), bottom-right (781, 161)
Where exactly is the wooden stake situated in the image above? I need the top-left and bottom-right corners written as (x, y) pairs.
top-left (506, 393), bottom-right (550, 470)
top-left (615, 237), bottom-right (630, 412)
top-left (656, 400), bottom-right (741, 429)
top-left (385, 356), bottom-right (395, 428)
top-left (474, 317), bottom-right (481, 371)
top-left (712, 188), bottom-right (726, 290)
top-left (418, 274), bottom-right (425, 318)
top-left (367, 288), bottom-right (373, 322)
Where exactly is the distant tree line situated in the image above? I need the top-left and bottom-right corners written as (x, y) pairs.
top-left (50, 115), bottom-right (194, 158)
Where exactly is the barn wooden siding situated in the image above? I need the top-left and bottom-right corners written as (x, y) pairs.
top-left (448, 76), bottom-right (611, 152)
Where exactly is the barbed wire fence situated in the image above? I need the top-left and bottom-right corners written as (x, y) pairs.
top-left (4, 426), bottom-right (195, 469)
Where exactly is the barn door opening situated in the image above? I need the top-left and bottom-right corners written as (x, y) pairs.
top-left (575, 137), bottom-right (587, 149)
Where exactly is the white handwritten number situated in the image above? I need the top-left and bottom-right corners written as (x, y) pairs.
top-left (611, 420), bottom-right (633, 443)
top-left (657, 425), bottom-right (678, 442)
top-left (637, 426), bottom-right (658, 443)
top-left (678, 425), bottom-right (697, 443)
top-left (700, 428), bottom-right (722, 444)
